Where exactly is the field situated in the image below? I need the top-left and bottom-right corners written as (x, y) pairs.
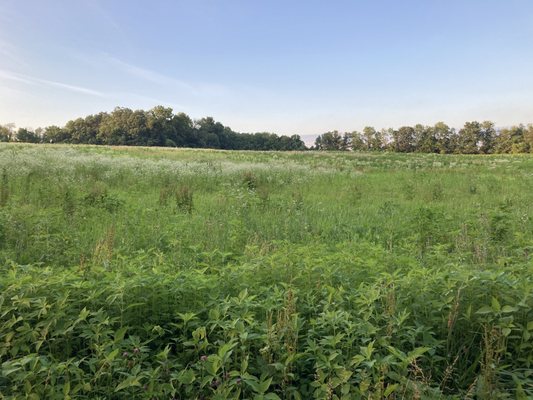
top-left (0, 143), bottom-right (532, 399)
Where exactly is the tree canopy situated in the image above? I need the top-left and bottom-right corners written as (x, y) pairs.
top-left (313, 121), bottom-right (533, 154)
top-left (2, 106), bottom-right (306, 151)
top-left (3, 109), bottom-right (533, 154)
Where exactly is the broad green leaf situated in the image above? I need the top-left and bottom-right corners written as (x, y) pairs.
top-left (115, 376), bottom-right (141, 392)
top-left (384, 384), bottom-right (398, 396)
top-left (491, 297), bottom-right (501, 313)
top-left (501, 305), bottom-right (518, 313)
top-left (114, 326), bottom-right (128, 343)
top-left (177, 369), bottom-right (196, 385)
top-left (476, 306), bottom-right (493, 315)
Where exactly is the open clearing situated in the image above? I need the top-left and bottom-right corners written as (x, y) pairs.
top-left (1, 144), bottom-right (532, 399)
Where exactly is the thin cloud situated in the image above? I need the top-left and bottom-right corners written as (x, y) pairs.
top-left (0, 69), bottom-right (33, 85)
top-left (104, 55), bottom-right (229, 97)
top-left (0, 69), bottom-right (105, 97)
top-left (37, 77), bottom-right (105, 97)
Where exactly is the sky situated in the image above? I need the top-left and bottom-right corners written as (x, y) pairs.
top-left (1, 0), bottom-right (533, 142)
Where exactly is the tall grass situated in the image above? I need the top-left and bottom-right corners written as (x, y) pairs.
top-left (0, 143), bottom-right (532, 398)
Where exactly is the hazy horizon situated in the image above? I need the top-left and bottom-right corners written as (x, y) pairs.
top-left (1, 0), bottom-right (533, 137)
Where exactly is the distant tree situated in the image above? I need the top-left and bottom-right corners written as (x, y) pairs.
top-left (433, 122), bottom-right (454, 154)
top-left (342, 132), bottom-right (352, 150)
top-left (523, 124), bottom-right (533, 153)
top-left (314, 131), bottom-right (345, 150)
top-left (171, 112), bottom-right (195, 147)
top-left (414, 124), bottom-right (437, 153)
top-left (288, 134), bottom-right (306, 150)
top-left (42, 125), bottom-right (69, 143)
top-left (194, 117), bottom-right (224, 148)
top-left (479, 121), bottom-right (496, 154)
top-left (97, 107), bottom-right (149, 145)
top-left (0, 124), bottom-right (15, 142)
top-left (64, 114), bottom-right (102, 144)
top-left (349, 131), bottom-right (365, 151)
top-left (362, 126), bottom-right (383, 151)
top-left (393, 126), bottom-right (416, 152)
top-left (145, 106), bottom-right (175, 146)
top-left (495, 125), bottom-right (527, 153)
top-left (456, 121), bottom-right (482, 154)
top-left (16, 128), bottom-right (41, 143)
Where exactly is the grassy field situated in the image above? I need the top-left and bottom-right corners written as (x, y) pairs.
top-left (0, 143), bottom-right (532, 399)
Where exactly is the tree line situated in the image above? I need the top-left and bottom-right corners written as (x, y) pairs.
top-left (0, 106), bottom-right (306, 151)
top-left (2, 108), bottom-right (533, 153)
top-left (313, 121), bottom-right (533, 154)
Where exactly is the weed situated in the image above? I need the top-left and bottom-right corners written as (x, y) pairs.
top-left (0, 168), bottom-right (9, 206)
top-left (176, 185), bottom-right (194, 213)
top-left (0, 144), bottom-right (532, 398)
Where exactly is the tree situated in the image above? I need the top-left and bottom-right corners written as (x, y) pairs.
top-left (495, 125), bottom-right (526, 153)
top-left (362, 126), bottom-right (383, 151)
top-left (314, 131), bottom-right (345, 150)
top-left (16, 128), bottom-right (40, 143)
top-left (414, 124), bottom-right (437, 153)
top-left (64, 114), bottom-right (102, 144)
top-left (42, 126), bottom-right (69, 143)
top-left (97, 107), bottom-right (149, 145)
top-left (342, 132), bottom-right (352, 150)
top-left (195, 117), bottom-right (224, 148)
top-left (349, 131), bottom-right (365, 151)
top-left (478, 121), bottom-right (496, 154)
top-left (457, 121), bottom-right (481, 154)
top-left (146, 106), bottom-right (174, 146)
top-left (523, 124), bottom-right (533, 153)
top-left (433, 122), bottom-right (454, 154)
top-left (393, 126), bottom-right (416, 152)
top-left (0, 124), bottom-right (15, 142)
top-left (171, 112), bottom-right (195, 147)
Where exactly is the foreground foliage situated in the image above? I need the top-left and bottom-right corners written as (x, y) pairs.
top-left (0, 144), bottom-right (532, 399)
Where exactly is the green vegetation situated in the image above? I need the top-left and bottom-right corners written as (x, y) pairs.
top-left (0, 143), bottom-right (532, 399)
top-left (0, 107), bottom-right (306, 151)
top-left (3, 107), bottom-right (533, 155)
top-left (315, 122), bottom-right (533, 154)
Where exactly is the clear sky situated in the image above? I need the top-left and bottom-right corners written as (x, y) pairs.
top-left (1, 0), bottom-right (533, 140)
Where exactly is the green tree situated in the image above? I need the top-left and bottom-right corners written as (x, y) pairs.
top-left (195, 117), bottom-right (224, 148)
top-left (478, 121), bottom-right (496, 154)
top-left (349, 131), bottom-right (365, 151)
top-left (314, 131), bottom-right (345, 150)
top-left (393, 126), bottom-right (416, 152)
top-left (414, 124), bottom-right (437, 153)
top-left (495, 125), bottom-right (527, 153)
top-left (16, 128), bottom-right (40, 143)
top-left (523, 124), bottom-right (533, 153)
top-left (362, 126), bottom-right (383, 151)
top-left (64, 114), bottom-right (102, 144)
top-left (456, 121), bottom-right (481, 154)
top-left (433, 122), bottom-right (454, 154)
top-left (0, 124), bottom-right (15, 142)
top-left (147, 106), bottom-right (175, 146)
top-left (43, 126), bottom-right (70, 143)
top-left (97, 107), bottom-right (149, 145)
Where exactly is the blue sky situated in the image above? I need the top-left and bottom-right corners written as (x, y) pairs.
top-left (1, 0), bottom-right (533, 140)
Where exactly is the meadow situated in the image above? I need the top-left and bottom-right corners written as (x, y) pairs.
top-left (0, 143), bottom-right (532, 399)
